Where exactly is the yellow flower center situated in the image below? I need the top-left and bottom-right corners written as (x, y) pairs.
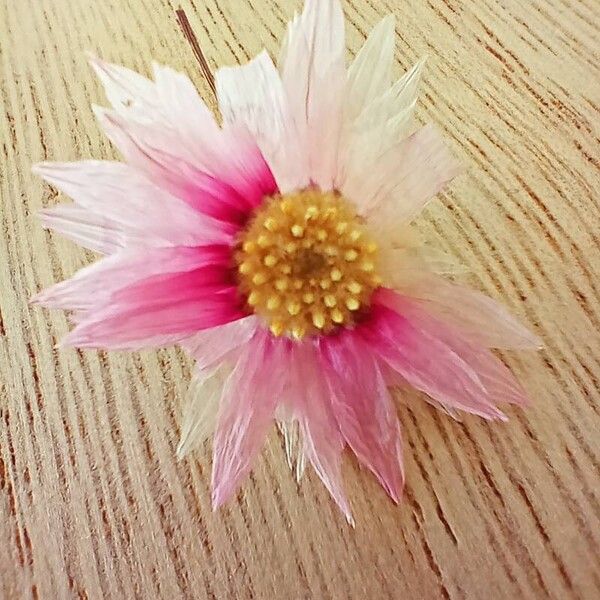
top-left (235, 189), bottom-right (381, 339)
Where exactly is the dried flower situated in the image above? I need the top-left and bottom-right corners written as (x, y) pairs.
top-left (32, 0), bottom-right (540, 522)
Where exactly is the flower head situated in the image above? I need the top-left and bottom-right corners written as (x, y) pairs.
top-left (32, 0), bottom-right (540, 522)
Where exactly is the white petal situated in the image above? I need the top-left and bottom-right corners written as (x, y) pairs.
top-left (177, 365), bottom-right (229, 458)
top-left (280, 0), bottom-right (346, 190)
top-left (345, 16), bottom-right (396, 123)
top-left (216, 51), bottom-right (309, 193)
top-left (337, 58), bottom-right (425, 188)
top-left (379, 246), bottom-right (468, 283)
top-left (349, 124), bottom-right (460, 228)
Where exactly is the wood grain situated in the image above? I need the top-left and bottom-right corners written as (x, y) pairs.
top-left (1, 0), bottom-right (599, 597)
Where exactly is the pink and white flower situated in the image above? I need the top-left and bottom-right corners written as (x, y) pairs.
top-left (33, 0), bottom-right (540, 522)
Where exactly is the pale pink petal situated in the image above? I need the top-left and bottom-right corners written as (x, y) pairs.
top-left (390, 270), bottom-right (542, 349)
top-left (151, 62), bottom-right (221, 145)
top-left (33, 161), bottom-right (232, 245)
top-left (38, 204), bottom-right (126, 255)
top-left (362, 291), bottom-right (506, 420)
top-left (181, 316), bottom-right (259, 371)
top-left (280, 0), bottom-right (346, 189)
top-left (287, 341), bottom-right (352, 522)
top-left (344, 124), bottom-right (461, 221)
top-left (386, 295), bottom-right (530, 406)
top-left (216, 51), bottom-right (309, 194)
top-left (319, 334), bottom-right (404, 503)
top-left (61, 267), bottom-right (243, 349)
top-left (345, 15), bottom-right (396, 124)
top-left (177, 365), bottom-right (229, 458)
top-left (32, 245), bottom-right (230, 311)
top-left (211, 332), bottom-right (287, 508)
top-left (89, 55), bottom-right (160, 117)
top-left (91, 55), bottom-right (221, 166)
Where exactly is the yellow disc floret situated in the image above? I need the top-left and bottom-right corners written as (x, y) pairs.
top-left (235, 189), bottom-right (381, 339)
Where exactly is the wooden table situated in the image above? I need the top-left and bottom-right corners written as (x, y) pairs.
top-left (2, 0), bottom-right (599, 597)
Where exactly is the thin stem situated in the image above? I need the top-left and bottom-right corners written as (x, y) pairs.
top-left (175, 8), bottom-right (217, 97)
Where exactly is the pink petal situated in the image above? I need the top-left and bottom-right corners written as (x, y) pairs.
top-left (153, 60), bottom-right (280, 208)
top-left (287, 341), bottom-right (352, 522)
top-left (32, 245), bottom-right (230, 311)
top-left (211, 332), bottom-right (287, 508)
top-left (181, 316), bottom-right (260, 371)
top-left (61, 268), bottom-right (243, 350)
top-left (33, 161), bottom-right (231, 245)
top-left (319, 334), bottom-right (404, 503)
top-left (90, 57), bottom-right (278, 220)
top-left (38, 204), bottom-right (126, 255)
top-left (280, 0), bottom-right (346, 190)
top-left (362, 291), bottom-right (506, 420)
top-left (216, 51), bottom-right (309, 194)
top-left (93, 107), bottom-right (255, 225)
top-left (383, 293), bottom-right (530, 407)
top-left (391, 270), bottom-right (542, 349)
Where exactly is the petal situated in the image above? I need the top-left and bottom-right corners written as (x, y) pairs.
top-left (379, 247), bottom-right (468, 283)
top-left (287, 342), bottom-right (352, 522)
top-left (38, 204), bottom-right (126, 254)
top-left (33, 161), bottom-right (231, 245)
top-left (319, 334), bottom-right (404, 503)
top-left (277, 419), bottom-right (305, 477)
top-left (211, 332), bottom-right (287, 508)
top-left (32, 245), bottom-right (230, 311)
top-left (358, 58), bottom-right (426, 143)
top-left (150, 61), bottom-right (279, 205)
top-left (345, 16), bottom-right (396, 124)
top-left (89, 55), bottom-right (161, 117)
top-left (385, 295), bottom-right (531, 406)
top-left (345, 124), bottom-right (460, 219)
top-left (280, 0), bottom-right (346, 189)
top-left (389, 270), bottom-right (542, 349)
top-left (216, 51), bottom-right (309, 193)
top-left (181, 316), bottom-right (259, 371)
top-left (337, 58), bottom-right (425, 188)
top-left (177, 365), bottom-right (229, 458)
top-left (92, 106), bottom-right (255, 225)
top-left (362, 292), bottom-right (506, 420)
top-left (61, 270), bottom-right (243, 350)
top-left (91, 57), bottom-right (277, 220)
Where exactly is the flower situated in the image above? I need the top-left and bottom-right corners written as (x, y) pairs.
top-left (32, 0), bottom-right (540, 522)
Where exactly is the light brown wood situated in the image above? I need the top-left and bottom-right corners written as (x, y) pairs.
top-left (1, 0), bottom-right (599, 597)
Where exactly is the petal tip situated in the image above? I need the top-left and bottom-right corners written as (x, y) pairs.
top-left (211, 487), bottom-right (225, 511)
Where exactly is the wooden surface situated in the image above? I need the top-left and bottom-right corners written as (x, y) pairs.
top-left (1, 0), bottom-right (599, 598)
